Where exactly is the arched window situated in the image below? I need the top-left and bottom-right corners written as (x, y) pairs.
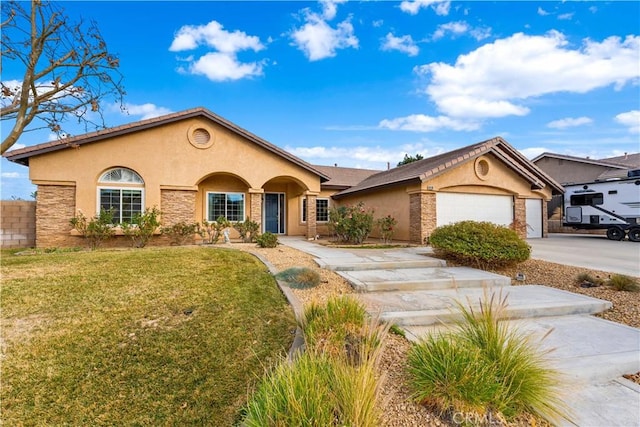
top-left (97, 168), bottom-right (144, 224)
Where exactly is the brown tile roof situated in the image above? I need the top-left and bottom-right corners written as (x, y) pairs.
top-left (531, 152), bottom-right (633, 169)
top-left (3, 107), bottom-right (331, 182)
top-left (333, 137), bottom-right (563, 198)
top-left (312, 164), bottom-right (382, 189)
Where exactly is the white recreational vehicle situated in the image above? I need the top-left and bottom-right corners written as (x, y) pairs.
top-left (563, 171), bottom-right (640, 241)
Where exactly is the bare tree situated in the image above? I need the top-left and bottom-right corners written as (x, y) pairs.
top-left (1, 0), bottom-right (125, 154)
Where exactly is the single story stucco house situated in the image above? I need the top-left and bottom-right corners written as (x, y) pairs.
top-left (3, 107), bottom-right (563, 248)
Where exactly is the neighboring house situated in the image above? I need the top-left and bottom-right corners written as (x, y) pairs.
top-left (3, 107), bottom-right (562, 247)
top-left (532, 152), bottom-right (640, 185)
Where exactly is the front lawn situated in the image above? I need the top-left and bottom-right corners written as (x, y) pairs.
top-left (1, 247), bottom-right (295, 425)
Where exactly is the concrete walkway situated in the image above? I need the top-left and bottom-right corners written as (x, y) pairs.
top-left (278, 237), bottom-right (640, 427)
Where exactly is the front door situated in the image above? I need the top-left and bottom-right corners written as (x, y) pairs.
top-left (264, 193), bottom-right (285, 234)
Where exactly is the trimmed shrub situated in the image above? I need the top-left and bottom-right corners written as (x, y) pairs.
top-left (233, 217), bottom-right (260, 243)
top-left (198, 216), bottom-right (230, 244)
top-left (256, 231), bottom-right (279, 248)
top-left (160, 221), bottom-right (198, 245)
top-left (69, 208), bottom-right (115, 250)
top-left (121, 207), bottom-right (161, 248)
top-left (275, 267), bottom-right (321, 289)
top-left (429, 221), bottom-right (531, 269)
top-left (328, 202), bottom-right (374, 245)
top-left (375, 214), bottom-right (398, 244)
top-left (407, 292), bottom-right (567, 423)
top-left (608, 274), bottom-right (640, 292)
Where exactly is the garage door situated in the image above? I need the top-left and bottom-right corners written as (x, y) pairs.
top-left (525, 199), bottom-right (543, 238)
top-left (436, 193), bottom-right (514, 227)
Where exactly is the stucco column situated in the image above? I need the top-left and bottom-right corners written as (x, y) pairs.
top-left (408, 190), bottom-right (436, 244)
top-left (248, 189), bottom-right (263, 228)
top-left (513, 197), bottom-right (527, 239)
top-left (305, 193), bottom-right (317, 239)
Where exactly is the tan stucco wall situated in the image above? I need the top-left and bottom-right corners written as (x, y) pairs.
top-left (27, 117), bottom-right (322, 243)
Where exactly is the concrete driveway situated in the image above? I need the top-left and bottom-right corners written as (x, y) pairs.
top-left (527, 233), bottom-right (640, 277)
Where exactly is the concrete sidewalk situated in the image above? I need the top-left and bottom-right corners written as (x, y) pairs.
top-left (278, 237), bottom-right (640, 427)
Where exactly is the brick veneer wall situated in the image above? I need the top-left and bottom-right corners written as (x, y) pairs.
top-left (409, 192), bottom-right (436, 244)
top-left (159, 189), bottom-right (197, 245)
top-left (36, 185), bottom-right (77, 248)
top-left (0, 200), bottom-right (36, 248)
top-left (306, 194), bottom-right (317, 239)
top-left (249, 192), bottom-right (262, 227)
top-left (513, 197), bottom-right (527, 239)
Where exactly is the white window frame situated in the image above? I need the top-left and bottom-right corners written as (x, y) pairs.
top-left (206, 192), bottom-right (246, 222)
top-left (97, 168), bottom-right (145, 224)
top-left (301, 198), bottom-right (330, 223)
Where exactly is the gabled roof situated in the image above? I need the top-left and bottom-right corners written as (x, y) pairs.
top-left (601, 152), bottom-right (640, 169)
top-left (313, 164), bottom-right (382, 190)
top-left (3, 107), bottom-right (331, 182)
top-left (531, 152), bottom-right (631, 169)
top-left (333, 137), bottom-right (563, 198)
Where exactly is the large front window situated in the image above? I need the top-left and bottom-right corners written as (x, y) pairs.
top-left (97, 168), bottom-right (144, 224)
top-left (207, 192), bottom-right (245, 222)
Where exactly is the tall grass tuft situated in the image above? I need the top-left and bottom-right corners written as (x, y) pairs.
top-left (607, 274), bottom-right (639, 292)
top-left (407, 291), bottom-right (569, 424)
top-left (243, 296), bottom-right (387, 426)
top-left (274, 267), bottom-right (321, 289)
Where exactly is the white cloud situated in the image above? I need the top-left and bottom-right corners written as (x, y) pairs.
top-left (169, 21), bottom-right (265, 81)
top-left (400, 0), bottom-right (451, 16)
top-left (547, 117), bottom-right (593, 129)
top-left (320, 0), bottom-right (347, 20)
top-left (124, 103), bottom-right (172, 120)
top-left (418, 32), bottom-right (640, 119)
top-left (169, 21), bottom-right (264, 53)
top-left (432, 21), bottom-right (469, 40)
top-left (287, 142), bottom-right (446, 167)
top-left (381, 33), bottom-right (419, 56)
top-left (558, 13), bottom-right (574, 21)
top-left (520, 147), bottom-right (548, 159)
top-left (1, 172), bottom-right (20, 178)
top-left (537, 7), bottom-right (550, 16)
top-left (615, 110), bottom-right (640, 133)
top-left (189, 52), bottom-right (264, 81)
top-left (290, 6), bottom-right (358, 61)
top-left (378, 114), bottom-right (480, 132)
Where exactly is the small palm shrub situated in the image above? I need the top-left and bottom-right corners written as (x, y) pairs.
top-left (607, 274), bottom-right (639, 292)
top-left (256, 231), bottom-right (279, 248)
top-left (429, 221), bottom-right (531, 269)
top-left (407, 292), bottom-right (567, 423)
top-left (275, 267), bottom-right (321, 289)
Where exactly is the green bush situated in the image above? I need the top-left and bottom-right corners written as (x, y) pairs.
top-left (69, 208), bottom-right (115, 250)
top-left (233, 217), bottom-right (260, 243)
top-left (121, 207), bottom-right (161, 248)
top-left (429, 221), bottom-right (530, 269)
top-left (607, 274), bottom-right (639, 292)
top-left (198, 216), bottom-right (230, 244)
top-left (256, 231), bottom-right (279, 248)
top-left (328, 202), bottom-right (374, 245)
top-left (160, 221), bottom-right (198, 245)
top-left (407, 292), bottom-right (567, 422)
top-left (275, 267), bottom-right (321, 289)
top-left (375, 214), bottom-right (398, 244)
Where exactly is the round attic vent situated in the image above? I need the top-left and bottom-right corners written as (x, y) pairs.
top-left (187, 125), bottom-right (215, 149)
top-left (475, 158), bottom-right (490, 180)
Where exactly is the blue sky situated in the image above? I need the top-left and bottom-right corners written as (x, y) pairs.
top-left (2, 0), bottom-right (639, 199)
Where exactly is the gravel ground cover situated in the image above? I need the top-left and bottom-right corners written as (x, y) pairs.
top-left (234, 241), bottom-right (640, 425)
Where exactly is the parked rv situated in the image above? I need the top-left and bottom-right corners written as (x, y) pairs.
top-left (563, 171), bottom-right (640, 241)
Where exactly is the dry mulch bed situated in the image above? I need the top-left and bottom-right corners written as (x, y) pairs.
top-left (234, 242), bottom-right (640, 425)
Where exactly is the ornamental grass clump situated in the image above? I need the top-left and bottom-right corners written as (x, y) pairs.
top-left (607, 274), bottom-right (640, 292)
top-left (429, 221), bottom-right (530, 269)
top-left (243, 296), bottom-right (387, 426)
top-left (275, 267), bottom-right (321, 289)
top-left (407, 291), bottom-right (568, 424)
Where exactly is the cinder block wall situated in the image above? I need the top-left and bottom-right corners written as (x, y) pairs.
top-left (0, 200), bottom-right (36, 248)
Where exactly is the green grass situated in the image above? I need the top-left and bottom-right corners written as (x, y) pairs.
top-left (607, 274), bottom-right (640, 292)
top-left (1, 247), bottom-right (296, 425)
top-left (407, 292), bottom-right (568, 423)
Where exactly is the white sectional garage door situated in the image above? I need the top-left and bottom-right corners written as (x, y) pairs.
top-left (525, 198), bottom-right (543, 238)
top-left (436, 193), bottom-right (514, 227)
